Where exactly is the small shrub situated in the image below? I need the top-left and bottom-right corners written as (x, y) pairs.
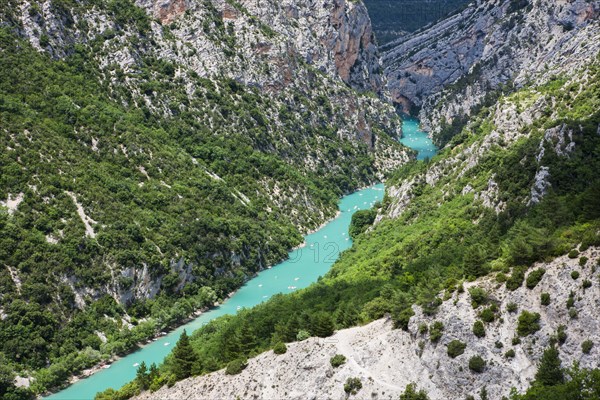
top-left (495, 341), bottom-right (504, 349)
top-left (496, 273), bottom-right (508, 283)
top-left (505, 349), bottom-right (516, 358)
top-left (419, 323), bottom-right (428, 335)
top-left (225, 358), bottom-right (247, 375)
top-left (473, 321), bottom-right (486, 338)
top-left (429, 321), bottom-right (444, 343)
top-left (273, 342), bottom-right (287, 355)
top-left (582, 340), bottom-right (594, 354)
top-left (579, 256), bottom-right (588, 266)
top-left (517, 311), bottom-right (541, 336)
top-left (567, 295), bottom-right (575, 309)
top-left (447, 340), bottom-right (467, 358)
top-left (469, 287), bottom-right (488, 308)
top-left (479, 307), bottom-right (496, 323)
top-left (506, 302), bottom-right (518, 313)
top-left (526, 268), bottom-right (546, 289)
top-left (418, 340), bottom-right (425, 356)
top-left (468, 355), bottom-right (486, 373)
top-left (395, 307), bottom-right (415, 331)
top-left (540, 293), bottom-right (551, 306)
top-left (556, 325), bottom-right (568, 345)
top-left (296, 330), bottom-right (310, 341)
top-left (568, 249), bottom-right (579, 258)
top-left (512, 337), bottom-right (521, 345)
top-left (39, 34), bottom-right (50, 47)
top-left (506, 267), bottom-right (526, 291)
top-left (571, 271), bottom-right (580, 280)
top-left (582, 279), bottom-right (592, 289)
top-left (344, 377), bottom-right (362, 395)
top-left (330, 354), bottom-right (346, 368)
top-left (569, 307), bottom-right (578, 319)
top-left (400, 383), bottom-right (430, 400)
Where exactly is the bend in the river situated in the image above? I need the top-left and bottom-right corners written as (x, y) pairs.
top-left (46, 118), bottom-right (436, 400)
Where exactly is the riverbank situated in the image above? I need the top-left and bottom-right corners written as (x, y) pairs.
top-left (45, 184), bottom-right (385, 400)
top-left (42, 186), bottom-right (374, 398)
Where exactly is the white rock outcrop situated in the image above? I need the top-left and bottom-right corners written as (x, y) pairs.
top-left (135, 248), bottom-right (600, 400)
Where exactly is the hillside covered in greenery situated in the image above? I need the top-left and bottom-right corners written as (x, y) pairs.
top-left (98, 41), bottom-right (600, 400)
top-left (0, 0), bottom-right (410, 396)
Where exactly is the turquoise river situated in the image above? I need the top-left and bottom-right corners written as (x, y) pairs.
top-left (400, 115), bottom-right (438, 160)
top-left (46, 119), bottom-right (437, 400)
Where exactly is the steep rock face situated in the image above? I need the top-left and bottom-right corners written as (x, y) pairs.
top-left (363, 0), bottom-right (469, 45)
top-left (0, 0), bottom-right (411, 383)
top-left (13, 0), bottom-right (404, 176)
top-left (3, 0), bottom-right (410, 308)
top-left (383, 0), bottom-right (600, 142)
top-left (135, 248), bottom-right (600, 400)
top-left (31, 0), bottom-right (384, 94)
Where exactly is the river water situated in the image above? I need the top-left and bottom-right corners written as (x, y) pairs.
top-left (46, 118), bottom-right (436, 400)
top-left (400, 115), bottom-right (438, 160)
top-left (46, 185), bottom-right (385, 399)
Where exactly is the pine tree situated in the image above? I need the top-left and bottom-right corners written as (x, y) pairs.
top-left (220, 324), bottom-right (241, 361)
top-left (135, 361), bottom-right (149, 390)
top-left (171, 330), bottom-right (198, 380)
top-left (400, 383), bottom-right (429, 400)
top-left (148, 363), bottom-right (159, 382)
top-left (336, 304), bottom-right (358, 328)
top-left (238, 320), bottom-right (257, 355)
top-left (535, 346), bottom-right (564, 386)
top-left (480, 386), bottom-right (488, 400)
top-left (284, 316), bottom-right (300, 341)
top-left (312, 312), bottom-right (334, 337)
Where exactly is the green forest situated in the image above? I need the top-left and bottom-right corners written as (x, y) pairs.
top-left (0, 0), bottom-right (403, 392)
top-left (96, 53), bottom-right (600, 400)
top-left (1, 0), bottom-right (599, 398)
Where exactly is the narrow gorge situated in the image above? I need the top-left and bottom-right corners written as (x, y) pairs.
top-left (1, 0), bottom-right (599, 399)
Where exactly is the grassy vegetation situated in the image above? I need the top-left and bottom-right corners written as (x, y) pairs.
top-left (0, 0), bottom-right (403, 390)
top-left (96, 54), bottom-right (600, 399)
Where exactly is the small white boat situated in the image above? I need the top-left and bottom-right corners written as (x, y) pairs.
top-left (258, 284), bottom-right (263, 287)
top-left (103, 365), bottom-right (111, 369)
top-left (324, 235), bottom-right (327, 239)
top-left (287, 286), bottom-right (297, 290)
top-left (345, 238), bottom-right (349, 241)
top-left (164, 342), bottom-right (170, 346)
top-left (133, 363), bottom-right (139, 367)
top-left (294, 277), bottom-right (300, 281)
top-left (237, 306), bottom-right (241, 310)
top-left (262, 295), bottom-right (268, 298)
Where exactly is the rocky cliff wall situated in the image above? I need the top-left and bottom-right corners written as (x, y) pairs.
top-left (383, 0), bottom-right (600, 143)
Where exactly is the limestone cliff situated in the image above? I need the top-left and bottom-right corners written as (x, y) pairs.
top-left (383, 0), bottom-right (600, 144)
top-left (2, 0), bottom-right (411, 308)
